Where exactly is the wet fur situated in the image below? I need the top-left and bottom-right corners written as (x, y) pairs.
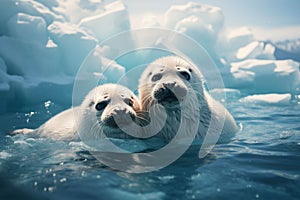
top-left (138, 56), bottom-right (239, 142)
top-left (11, 84), bottom-right (142, 141)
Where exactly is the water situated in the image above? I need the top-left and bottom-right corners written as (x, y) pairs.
top-left (0, 93), bottom-right (300, 200)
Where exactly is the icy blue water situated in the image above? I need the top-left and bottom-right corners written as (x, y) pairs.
top-left (0, 92), bottom-right (300, 200)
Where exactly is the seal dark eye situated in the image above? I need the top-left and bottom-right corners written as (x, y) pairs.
top-left (151, 74), bottom-right (162, 82)
top-left (95, 101), bottom-right (108, 111)
top-left (124, 98), bottom-right (134, 107)
top-left (179, 71), bottom-right (191, 81)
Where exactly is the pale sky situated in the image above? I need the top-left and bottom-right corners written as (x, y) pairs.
top-left (122, 0), bottom-right (300, 41)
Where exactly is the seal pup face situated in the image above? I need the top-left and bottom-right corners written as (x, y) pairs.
top-left (139, 56), bottom-right (204, 110)
top-left (79, 84), bottom-right (141, 139)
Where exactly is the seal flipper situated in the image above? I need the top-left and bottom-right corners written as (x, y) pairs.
top-left (10, 128), bottom-right (35, 135)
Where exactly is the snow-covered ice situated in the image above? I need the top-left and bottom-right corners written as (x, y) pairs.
top-left (236, 41), bottom-right (275, 60)
top-left (164, 2), bottom-right (224, 51)
top-left (79, 1), bottom-right (130, 41)
top-left (7, 13), bottom-right (48, 45)
top-left (229, 59), bottom-right (300, 93)
top-left (0, 0), bottom-right (299, 113)
top-left (240, 93), bottom-right (292, 105)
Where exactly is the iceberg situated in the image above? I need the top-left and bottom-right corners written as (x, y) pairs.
top-left (226, 27), bottom-right (255, 50)
top-left (7, 13), bottom-right (48, 45)
top-left (0, 0), bottom-right (64, 36)
top-left (217, 27), bottom-right (256, 62)
top-left (48, 21), bottom-right (97, 75)
top-left (236, 41), bottom-right (275, 60)
top-left (55, 0), bottom-right (105, 23)
top-left (240, 93), bottom-right (292, 105)
top-left (0, 0), bottom-right (299, 114)
top-left (164, 2), bottom-right (224, 51)
top-left (229, 59), bottom-right (300, 93)
top-left (79, 1), bottom-right (130, 41)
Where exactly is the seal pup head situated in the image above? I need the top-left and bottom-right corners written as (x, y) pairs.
top-left (138, 56), bottom-right (205, 111)
top-left (77, 84), bottom-right (141, 140)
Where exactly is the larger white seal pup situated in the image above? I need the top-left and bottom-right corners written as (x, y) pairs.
top-left (11, 84), bottom-right (142, 141)
top-left (138, 56), bottom-right (239, 143)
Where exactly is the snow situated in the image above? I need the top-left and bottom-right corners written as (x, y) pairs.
top-left (55, 0), bottom-right (105, 23)
top-left (236, 41), bottom-right (275, 60)
top-left (79, 1), bottom-right (130, 41)
top-left (240, 93), bottom-right (292, 105)
top-left (164, 2), bottom-right (224, 31)
top-left (164, 2), bottom-right (224, 51)
top-left (0, 0), bottom-right (299, 113)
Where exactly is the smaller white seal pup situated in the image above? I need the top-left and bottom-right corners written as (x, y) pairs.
top-left (11, 84), bottom-right (142, 141)
top-left (138, 56), bottom-right (239, 143)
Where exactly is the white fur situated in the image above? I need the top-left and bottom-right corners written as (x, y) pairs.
top-left (11, 84), bottom-right (141, 141)
top-left (138, 56), bottom-right (239, 143)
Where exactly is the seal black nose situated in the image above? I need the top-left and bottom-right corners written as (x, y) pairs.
top-left (154, 82), bottom-right (187, 104)
top-left (104, 109), bottom-right (136, 128)
top-left (154, 87), bottom-right (177, 102)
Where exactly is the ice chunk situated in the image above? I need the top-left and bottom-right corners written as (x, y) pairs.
top-left (56, 0), bottom-right (105, 23)
top-left (15, 0), bottom-right (65, 24)
top-left (236, 41), bottom-right (275, 60)
top-left (0, 0), bottom-right (64, 34)
top-left (227, 27), bottom-right (255, 50)
top-left (7, 13), bottom-right (48, 45)
top-left (79, 45), bottom-right (126, 83)
top-left (79, 1), bottom-right (130, 41)
top-left (0, 36), bottom-right (60, 77)
top-left (48, 21), bottom-right (97, 75)
top-left (217, 27), bottom-right (256, 62)
top-left (164, 2), bottom-right (224, 31)
top-left (0, 35), bottom-right (74, 113)
top-left (164, 2), bottom-right (223, 51)
top-left (230, 59), bottom-right (300, 93)
top-left (240, 93), bottom-right (291, 105)
top-left (35, 0), bottom-right (60, 9)
top-left (174, 15), bottom-right (216, 50)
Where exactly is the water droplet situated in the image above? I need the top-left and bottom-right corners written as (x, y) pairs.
top-left (48, 187), bottom-right (54, 192)
top-left (34, 181), bottom-right (38, 186)
top-left (81, 171), bottom-right (86, 176)
top-left (44, 100), bottom-right (52, 108)
top-left (255, 194), bottom-right (260, 198)
top-left (217, 188), bottom-right (221, 192)
top-left (53, 173), bottom-right (56, 177)
top-left (60, 178), bottom-right (67, 183)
